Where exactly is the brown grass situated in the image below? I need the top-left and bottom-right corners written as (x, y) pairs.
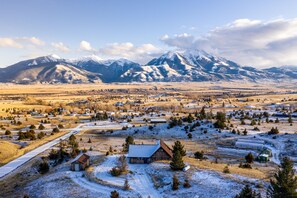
top-left (0, 141), bottom-right (21, 163)
top-left (0, 131), bottom-right (68, 165)
top-left (184, 157), bottom-right (270, 180)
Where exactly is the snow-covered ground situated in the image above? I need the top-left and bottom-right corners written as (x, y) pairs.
top-left (94, 155), bottom-right (161, 197)
top-left (111, 122), bottom-right (235, 140)
top-left (83, 155), bottom-right (266, 198)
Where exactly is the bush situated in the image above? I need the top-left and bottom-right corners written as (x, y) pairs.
top-left (268, 127), bottom-right (279, 135)
top-left (148, 125), bottom-right (154, 130)
top-left (239, 162), bottom-right (252, 169)
top-left (5, 130), bottom-right (11, 135)
top-left (38, 124), bottom-right (45, 130)
top-left (253, 127), bottom-right (260, 131)
top-left (110, 190), bottom-right (119, 198)
top-left (110, 167), bottom-right (122, 176)
top-left (37, 132), bottom-right (45, 139)
top-left (187, 133), bottom-right (192, 139)
top-left (194, 151), bottom-right (204, 160)
top-left (223, 165), bottom-right (230, 173)
top-left (124, 178), bottom-right (130, 190)
top-left (38, 160), bottom-right (49, 174)
top-left (183, 179), bottom-right (191, 188)
top-left (52, 127), bottom-right (60, 133)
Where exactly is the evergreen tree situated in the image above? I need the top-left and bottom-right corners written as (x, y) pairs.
top-left (200, 106), bottom-right (206, 120)
top-left (214, 112), bottom-right (227, 129)
top-left (288, 114), bottom-right (293, 124)
top-left (69, 134), bottom-right (76, 145)
top-left (267, 157), bottom-right (297, 198)
top-left (170, 150), bottom-right (185, 170)
top-left (235, 185), bottom-right (260, 198)
top-left (38, 124), bottom-right (45, 130)
top-left (172, 174), bottom-right (180, 190)
top-left (245, 152), bottom-right (254, 163)
top-left (123, 135), bottom-right (134, 152)
top-left (172, 140), bottom-right (186, 157)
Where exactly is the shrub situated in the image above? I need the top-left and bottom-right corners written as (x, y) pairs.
top-left (183, 179), bottom-right (191, 188)
top-left (268, 127), bottom-right (279, 135)
top-left (37, 132), bottom-right (45, 139)
top-left (239, 162), bottom-right (252, 169)
top-left (110, 167), bottom-right (122, 176)
top-left (148, 125), bottom-right (154, 130)
top-left (194, 151), bottom-right (204, 160)
top-left (5, 130), bottom-right (11, 135)
top-left (52, 127), bottom-right (60, 133)
top-left (124, 178), bottom-right (130, 190)
top-left (188, 133), bottom-right (192, 139)
top-left (38, 160), bottom-right (49, 174)
top-left (110, 190), bottom-right (119, 198)
top-left (38, 124), bottom-right (45, 130)
top-left (223, 165), bottom-right (230, 173)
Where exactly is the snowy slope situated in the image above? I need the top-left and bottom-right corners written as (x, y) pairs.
top-left (0, 51), bottom-right (297, 83)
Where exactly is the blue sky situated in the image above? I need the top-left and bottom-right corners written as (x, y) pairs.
top-left (1, 0), bottom-right (297, 67)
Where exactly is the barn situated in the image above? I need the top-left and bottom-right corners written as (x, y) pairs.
top-left (127, 140), bottom-right (173, 164)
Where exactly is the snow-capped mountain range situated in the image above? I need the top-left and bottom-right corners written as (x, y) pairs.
top-left (0, 50), bottom-right (296, 84)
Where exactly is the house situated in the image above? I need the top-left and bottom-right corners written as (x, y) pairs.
top-left (127, 140), bottom-right (173, 164)
top-left (114, 102), bottom-right (124, 107)
top-left (71, 153), bottom-right (90, 171)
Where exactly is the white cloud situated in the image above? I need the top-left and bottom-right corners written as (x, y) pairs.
top-left (79, 40), bottom-right (94, 52)
top-left (161, 33), bottom-right (195, 49)
top-left (26, 37), bottom-right (45, 46)
top-left (161, 18), bottom-right (297, 67)
top-left (99, 42), bottom-right (162, 63)
top-left (0, 37), bottom-right (45, 49)
top-left (0, 38), bottom-right (23, 48)
top-left (51, 42), bottom-right (70, 52)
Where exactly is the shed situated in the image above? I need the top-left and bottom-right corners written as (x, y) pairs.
top-left (71, 153), bottom-right (90, 171)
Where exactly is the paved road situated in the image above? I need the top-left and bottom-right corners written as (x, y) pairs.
top-left (0, 124), bottom-right (83, 179)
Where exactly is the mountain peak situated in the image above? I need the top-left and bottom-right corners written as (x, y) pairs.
top-left (48, 54), bottom-right (61, 60)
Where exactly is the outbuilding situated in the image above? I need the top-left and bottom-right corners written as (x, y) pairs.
top-left (71, 153), bottom-right (90, 171)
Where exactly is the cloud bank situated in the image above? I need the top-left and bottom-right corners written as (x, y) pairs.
top-left (161, 18), bottom-right (297, 67)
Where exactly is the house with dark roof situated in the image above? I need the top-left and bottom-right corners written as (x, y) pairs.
top-left (71, 153), bottom-right (90, 171)
top-left (127, 140), bottom-right (173, 164)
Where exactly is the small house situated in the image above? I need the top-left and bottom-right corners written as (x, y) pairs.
top-left (127, 140), bottom-right (173, 164)
top-left (71, 153), bottom-right (90, 171)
